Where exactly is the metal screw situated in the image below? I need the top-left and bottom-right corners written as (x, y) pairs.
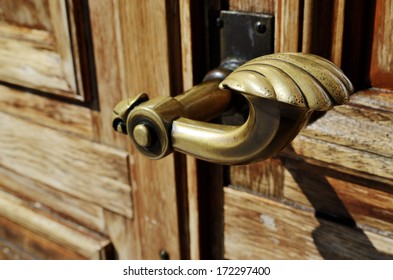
top-left (159, 250), bottom-right (170, 260)
top-left (216, 17), bottom-right (224, 28)
top-left (254, 21), bottom-right (267, 34)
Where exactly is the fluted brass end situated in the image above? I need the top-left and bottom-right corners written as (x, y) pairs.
top-left (219, 52), bottom-right (353, 111)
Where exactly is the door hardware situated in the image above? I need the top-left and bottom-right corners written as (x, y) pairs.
top-left (218, 11), bottom-right (274, 63)
top-left (112, 52), bottom-right (353, 164)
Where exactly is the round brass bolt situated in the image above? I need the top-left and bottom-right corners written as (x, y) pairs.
top-left (133, 124), bottom-right (152, 147)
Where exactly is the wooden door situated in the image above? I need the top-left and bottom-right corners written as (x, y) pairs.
top-left (0, 0), bottom-right (186, 259)
top-left (1, 0), bottom-right (392, 261)
top-left (181, 0), bottom-right (393, 259)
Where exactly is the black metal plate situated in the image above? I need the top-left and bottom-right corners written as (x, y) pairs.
top-left (220, 11), bottom-right (274, 63)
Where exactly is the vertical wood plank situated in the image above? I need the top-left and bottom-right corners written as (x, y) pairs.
top-left (49, 0), bottom-right (77, 94)
top-left (370, 0), bottom-right (393, 90)
top-left (67, 0), bottom-right (97, 102)
top-left (330, 0), bottom-right (346, 66)
top-left (88, 0), bottom-right (128, 148)
top-left (302, 0), bottom-right (313, 53)
top-left (118, 0), bottom-right (182, 259)
top-left (179, 0), bottom-right (200, 260)
top-left (309, 0), bottom-right (335, 59)
top-left (341, 0), bottom-right (376, 89)
top-left (276, 0), bottom-right (302, 52)
top-left (180, 0), bottom-right (194, 91)
top-left (185, 157), bottom-right (200, 259)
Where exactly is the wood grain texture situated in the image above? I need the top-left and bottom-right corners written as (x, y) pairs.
top-left (301, 90), bottom-right (393, 158)
top-left (129, 154), bottom-right (182, 260)
top-left (282, 159), bottom-right (393, 227)
top-left (276, 0), bottom-right (302, 52)
top-left (0, 166), bottom-right (106, 233)
top-left (231, 90), bottom-right (393, 185)
top-left (66, 0), bottom-right (96, 102)
top-left (0, 216), bottom-right (85, 260)
top-left (0, 0), bottom-right (91, 100)
top-left (301, 0), bottom-right (313, 53)
top-left (288, 135), bottom-right (393, 182)
top-left (117, 0), bottom-right (183, 259)
top-left (0, 0), bottom-right (137, 260)
top-left (231, 158), bottom-right (285, 196)
top-left (229, 0), bottom-right (275, 13)
top-left (308, 0), bottom-right (335, 59)
top-left (340, 0), bottom-right (376, 89)
top-left (88, 0), bottom-right (128, 148)
top-left (0, 0), bottom-right (52, 30)
top-left (179, 0), bottom-right (200, 260)
top-left (225, 0), bottom-right (393, 262)
top-left (0, 111), bottom-right (133, 218)
top-left (302, 0), bottom-right (346, 65)
top-left (230, 0), bottom-right (302, 53)
top-left (284, 90), bottom-right (393, 182)
top-left (0, 189), bottom-right (111, 259)
top-left (370, 0), bottom-right (393, 89)
top-left (232, 158), bottom-right (393, 237)
top-left (104, 210), bottom-right (139, 259)
top-left (224, 187), bottom-right (393, 259)
top-left (185, 156), bottom-right (200, 259)
top-left (230, 89), bottom-right (393, 245)
top-left (0, 85), bottom-right (94, 139)
top-left (180, 0), bottom-right (193, 91)
top-left (0, 241), bottom-right (35, 260)
top-left (324, 176), bottom-right (393, 234)
top-left (330, 0), bottom-right (345, 66)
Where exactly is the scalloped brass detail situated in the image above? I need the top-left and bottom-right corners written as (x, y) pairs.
top-left (113, 52), bottom-right (353, 164)
top-left (219, 52), bottom-right (353, 111)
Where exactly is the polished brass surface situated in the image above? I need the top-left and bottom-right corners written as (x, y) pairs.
top-left (133, 124), bottom-right (152, 147)
top-left (112, 93), bottom-right (149, 134)
top-left (172, 97), bottom-right (312, 164)
top-left (112, 52), bottom-right (353, 165)
top-left (125, 80), bottom-right (232, 159)
top-left (220, 53), bottom-right (353, 111)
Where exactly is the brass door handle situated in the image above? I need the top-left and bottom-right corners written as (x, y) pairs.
top-left (112, 53), bottom-right (353, 165)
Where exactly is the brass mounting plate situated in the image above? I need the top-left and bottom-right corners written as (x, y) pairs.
top-left (220, 11), bottom-right (274, 63)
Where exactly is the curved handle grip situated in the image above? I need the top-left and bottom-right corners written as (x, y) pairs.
top-left (112, 53), bottom-right (353, 165)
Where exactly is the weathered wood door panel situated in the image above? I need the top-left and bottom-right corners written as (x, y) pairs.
top-left (0, 0), bottom-right (94, 101)
top-left (0, 0), bottom-right (183, 259)
top-left (219, 0), bottom-right (393, 259)
top-left (1, 0), bottom-right (392, 260)
top-left (172, 0), bottom-right (393, 259)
